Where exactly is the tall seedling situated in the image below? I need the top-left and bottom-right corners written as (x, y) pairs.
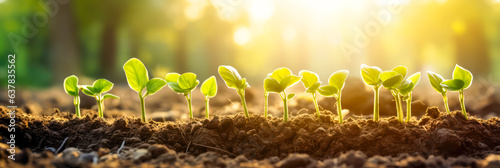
top-left (123, 58), bottom-right (167, 122)
top-left (80, 79), bottom-right (120, 118)
top-left (64, 75), bottom-right (81, 117)
top-left (427, 71), bottom-right (451, 113)
top-left (264, 67), bottom-right (301, 122)
top-left (165, 72), bottom-right (199, 119)
top-left (201, 76), bottom-right (217, 119)
top-left (397, 72), bottom-right (421, 122)
top-left (379, 66), bottom-right (407, 122)
top-left (218, 65), bottom-right (250, 118)
top-left (298, 70), bottom-right (322, 118)
top-left (318, 70), bottom-right (349, 124)
top-left (360, 65), bottom-right (382, 121)
top-left (440, 65), bottom-right (473, 119)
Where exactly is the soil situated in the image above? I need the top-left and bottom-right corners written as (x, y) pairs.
top-left (1, 105), bottom-right (500, 167)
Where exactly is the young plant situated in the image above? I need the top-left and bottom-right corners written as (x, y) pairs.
top-left (218, 65), bottom-right (250, 118)
top-left (440, 65), bottom-right (473, 119)
top-left (264, 67), bottom-right (301, 122)
top-left (201, 76), bottom-right (217, 119)
top-left (427, 71), bottom-right (451, 113)
top-left (123, 58), bottom-right (167, 122)
top-left (263, 79), bottom-right (269, 118)
top-left (80, 79), bottom-right (120, 118)
top-left (360, 64), bottom-right (383, 121)
top-left (379, 65), bottom-right (407, 122)
top-left (165, 72), bottom-right (200, 119)
top-left (298, 70), bottom-right (322, 118)
top-left (397, 72), bottom-right (421, 122)
top-left (64, 75), bottom-right (81, 117)
top-left (318, 70), bottom-right (349, 124)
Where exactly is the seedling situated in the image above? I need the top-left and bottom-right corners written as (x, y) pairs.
top-left (427, 71), bottom-right (451, 113)
top-left (318, 70), bottom-right (349, 124)
top-left (360, 64), bottom-right (382, 121)
top-left (397, 72), bottom-right (421, 122)
top-left (298, 70), bottom-right (322, 118)
top-left (201, 76), bottom-right (218, 119)
top-left (63, 75), bottom-right (81, 117)
top-left (80, 79), bottom-right (120, 118)
top-left (379, 65), bottom-right (407, 122)
top-left (264, 67), bottom-right (301, 122)
top-left (440, 65), bottom-right (473, 119)
top-left (218, 65), bottom-right (250, 118)
top-left (263, 79), bottom-right (269, 118)
top-left (123, 58), bottom-right (167, 122)
top-left (166, 72), bottom-right (200, 119)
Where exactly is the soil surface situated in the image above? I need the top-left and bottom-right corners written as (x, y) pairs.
top-left (1, 105), bottom-right (500, 167)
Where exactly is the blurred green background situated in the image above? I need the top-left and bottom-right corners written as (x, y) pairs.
top-left (1, 0), bottom-right (500, 88)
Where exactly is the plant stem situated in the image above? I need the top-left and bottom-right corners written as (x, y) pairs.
top-left (139, 93), bottom-right (146, 122)
top-left (459, 90), bottom-right (468, 119)
top-left (74, 96), bottom-right (80, 117)
top-left (391, 91), bottom-right (403, 122)
top-left (185, 93), bottom-right (193, 119)
top-left (238, 89), bottom-right (249, 118)
top-left (312, 93), bottom-right (320, 118)
top-left (282, 91), bottom-right (288, 122)
top-left (97, 94), bottom-right (103, 118)
top-left (205, 97), bottom-right (210, 119)
top-left (442, 93), bottom-right (451, 114)
top-left (373, 85), bottom-right (380, 121)
top-left (336, 93), bottom-right (343, 124)
top-left (264, 92), bottom-right (269, 118)
top-left (406, 93), bottom-right (412, 122)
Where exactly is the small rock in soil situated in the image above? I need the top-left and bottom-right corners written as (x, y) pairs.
top-left (62, 147), bottom-right (81, 167)
top-left (132, 149), bottom-right (152, 163)
top-left (276, 154), bottom-right (316, 168)
top-left (339, 150), bottom-right (367, 168)
top-left (148, 144), bottom-right (175, 158)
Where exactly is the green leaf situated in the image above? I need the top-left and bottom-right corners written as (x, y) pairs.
top-left (441, 79), bottom-right (465, 91)
top-left (379, 71), bottom-right (403, 90)
top-left (201, 76), bottom-right (218, 97)
top-left (178, 73), bottom-right (199, 90)
top-left (279, 75), bottom-right (301, 90)
top-left (218, 65), bottom-right (247, 89)
top-left (318, 85), bottom-right (338, 97)
top-left (167, 82), bottom-right (188, 93)
top-left (264, 77), bottom-right (282, 93)
top-left (92, 79), bottom-right (114, 93)
top-left (64, 75), bottom-right (79, 96)
top-left (102, 93), bottom-right (120, 100)
top-left (146, 78), bottom-right (167, 96)
top-left (240, 78), bottom-right (250, 88)
top-left (392, 65), bottom-right (407, 79)
top-left (427, 71), bottom-right (446, 94)
top-left (328, 70), bottom-right (349, 90)
top-left (165, 73), bottom-right (181, 83)
top-left (80, 86), bottom-right (95, 96)
top-left (398, 80), bottom-right (414, 96)
top-left (123, 58), bottom-right (149, 92)
top-left (270, 67), bottom-right (292, 82)
top-left (408, 72), bottom-right (421, 86)
top-left (305, 81), bottom-right (321, 93)
top-left (299, 70), bottom-right (319, 88)
top-left (287, 93), bottom-right (296, 100)
top-left (452, 64), bottom-right (473, 89)
top-left (360, 64), bottom-right (382, 86)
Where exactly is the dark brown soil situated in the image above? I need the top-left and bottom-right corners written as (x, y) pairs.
top-left (1, 105), bottom-right (500, 167)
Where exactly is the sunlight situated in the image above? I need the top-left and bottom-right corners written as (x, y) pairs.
top-left (248, 0), bottom-right (274, 23)
top-left (234, 27), bottom-right (251, 46)
top-left (0, 0), bottom-right (5, 4)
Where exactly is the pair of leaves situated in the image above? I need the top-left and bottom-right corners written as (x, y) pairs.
top-left (318, 70), bottom-right (349, 97)
top-left (380, 65), bottom-right (407, 90)
top-left (299, 70), bottom-right (321, 93)
top-left (264, 67), bottom-right (301, 94)
top-left (201, 76), bottom-right (217, 98)
top-left (64, 75), bottom-right (79, 97)
top-left (398, 72), bottom-right (421, 96)
top-left (360, 64), bottom-right (382, 86)
top-left (440, 65), bottom-right (473, 91)
top-left (123, 58), bottom-right (167, 96)
top-left (80, 79), bottom-right (120, 100)
top-left (428, 71), bottom-right (447, 94)
top-left (166, 72), bottom-right (200, 94)
top-left (218, 65), bottom-right (249, 90)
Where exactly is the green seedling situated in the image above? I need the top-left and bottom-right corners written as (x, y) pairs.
top-left (360, 64), bottom-right (383, 121)
top-left (263, 79), bottom-right (269, 118)
top-left (218, 65), bottom-right (250, 118)
top-left (379, 65), bottom-right (407, 122)
top-left (318, 70), bottom-right (349, 124)
top-left (64, 75), bottom-right (81, 117)
top-left (201, 76), bottom-right (218, 119)
top-left (428, 71), bottom-right (451, 114)
top-left (440, 65), bottom-right (473, 119)
top-left (166, 72), bottom-right (200, 119)
top-left (80, 79), bottom-right (120, 118)
top-left (397, 72), bottom-right (421, 122)
top-left (298, 70), bottom-right (322, 118)
top-left (123, 58), bottom-right (167, 122)
top-left (264, 67), bottom-right (301, 122)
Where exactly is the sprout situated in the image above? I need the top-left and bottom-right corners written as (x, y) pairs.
top-left (123, 58), bottom-right (167, 122)
top-left (80, 79), bottom-right (120, 118)
top-left (201, 76), bottom-right (218, 119)
top-left (63, 75), bottom-right (81, 117)
top-left (360, 64), bottom-right (383, 121)
top-left (218, 65), bottom-right (250, 118)
top-left (318, 70), bottom-right (349, 124)
top-left (397, 72), bottom-right (421, 122)
top-left (440, 65), bottom-right (473, 119)
top-left (427, 71), bottom-right (451, 114)
top-left (166, 72), bottom-right (200, 119)
top-left (379, 65), bottom-right (407, 122)
top-left (298, 70), bottom-right (322, 118)
top-left (264, 67), bottom-right (301, 122)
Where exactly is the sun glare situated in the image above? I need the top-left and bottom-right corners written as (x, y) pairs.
top-left (234, 27), bottom-right (251, 46)
top-left (248, 0), bottom-right (274, 23)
